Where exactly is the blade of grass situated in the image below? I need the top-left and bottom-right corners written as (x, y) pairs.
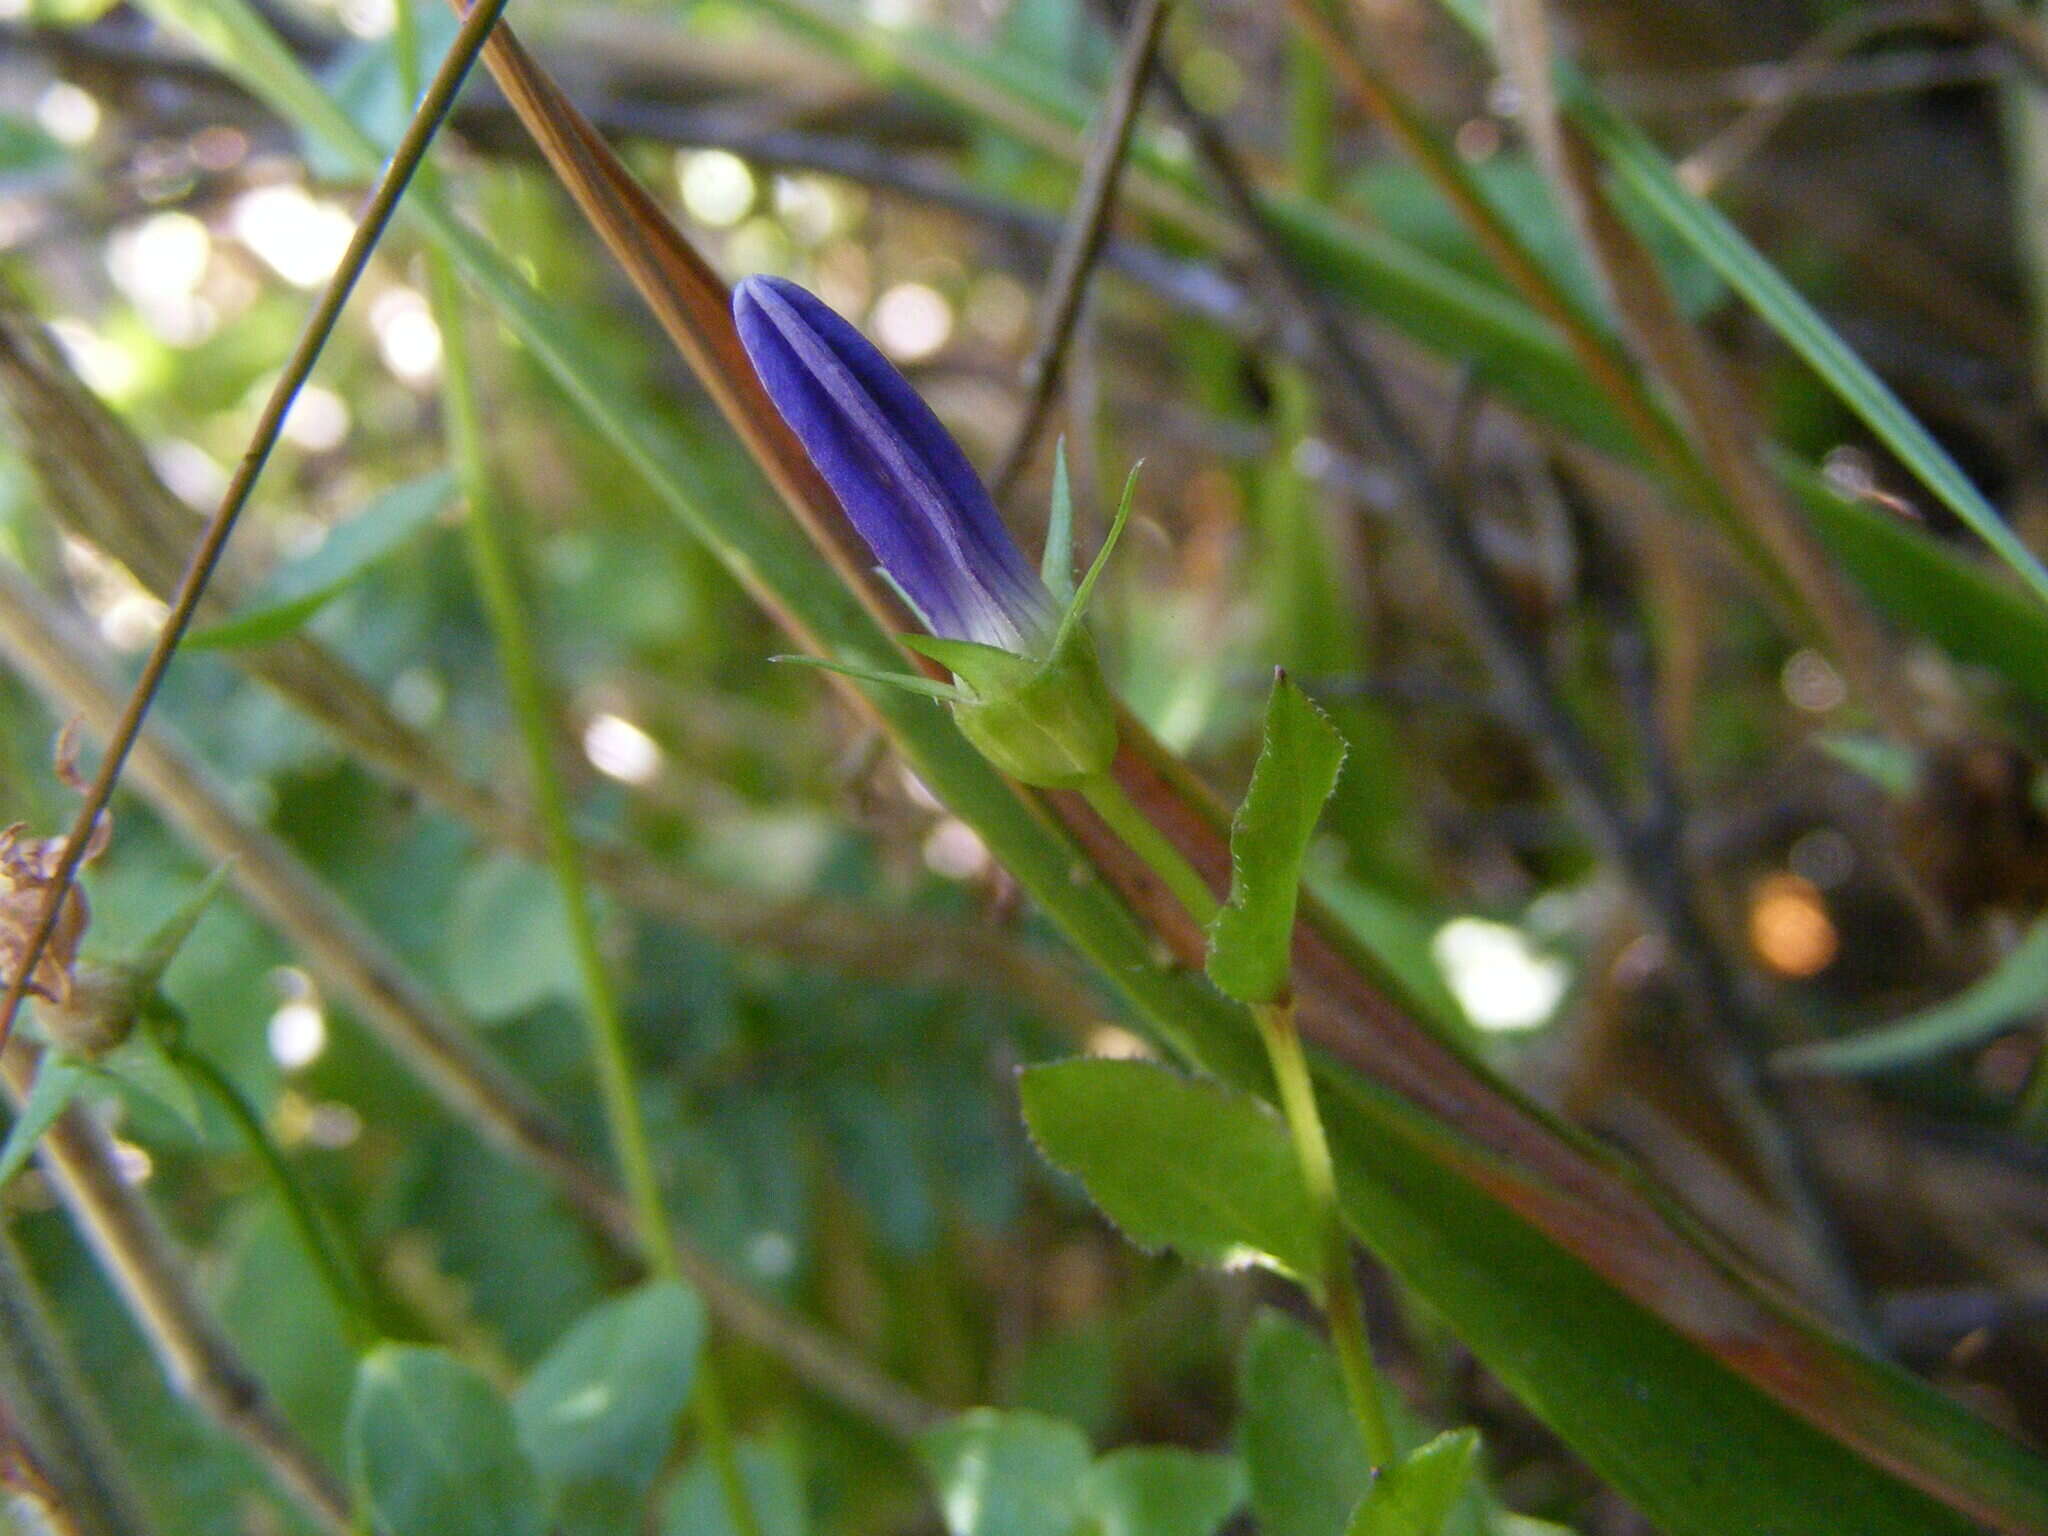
top-left (1430, 0), bottom-right (2048, 611)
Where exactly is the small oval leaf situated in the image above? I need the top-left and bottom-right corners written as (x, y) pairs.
top-left (347, 1345), bottom-right (546, 1536)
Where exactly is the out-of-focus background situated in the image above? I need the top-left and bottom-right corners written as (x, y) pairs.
top-left (2, 0), bottom-right (2048, 1530)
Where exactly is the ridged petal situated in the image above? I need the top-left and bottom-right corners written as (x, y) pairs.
top-left (733, 275), bottom-right (1053, 650)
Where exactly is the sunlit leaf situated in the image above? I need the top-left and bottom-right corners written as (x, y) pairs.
top-left (1081, 1447), bottom-right (1243, 1536)
top-left (917, 1409), bottom-right (1091, 1536)
top-left (1020, 1058), bottom-right (1317, 1282)
top-left (514, 1279), bottom-right (706, 1493)
top-left (1344, 1430), bottom-right (1480, 1536)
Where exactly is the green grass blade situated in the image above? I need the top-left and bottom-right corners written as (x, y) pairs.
top-left (1426, 0), bottom-right (2048, 610)
top-left (1779, 919), bottom-right (2048, 1077)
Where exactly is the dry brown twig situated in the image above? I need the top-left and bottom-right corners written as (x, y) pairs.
top-left (989, 0), bottom-right (1172, 502)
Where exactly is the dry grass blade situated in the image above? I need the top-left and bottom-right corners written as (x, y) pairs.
top-left (1489, 0), bottom-right (1917, 742)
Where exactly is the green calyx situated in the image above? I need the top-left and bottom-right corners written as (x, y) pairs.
top-left (772, 451), bottom-right (1138, 791)
top-left (902, 626), bottom-right (1119, 788)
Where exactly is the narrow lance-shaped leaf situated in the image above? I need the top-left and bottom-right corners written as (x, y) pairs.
top-left (1777, 918), bottom-right (2048, 1078)
top-left (1208, 672), bottom-right (1347, 1004)
top-left (0, 1052), bottom-right (85, 1189)
top-left (187, 472), bottom-right (453, 649)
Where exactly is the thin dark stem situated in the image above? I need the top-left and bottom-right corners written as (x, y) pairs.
top-left (1116, 4), bottom-right (1876, 1343)
top-left (989, 0), bottom-right (1171, 502)
top-left (0, 0), bottom-right (514, 1061)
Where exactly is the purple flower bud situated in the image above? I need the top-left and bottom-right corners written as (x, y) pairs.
top-left (733, 275), bottom-right (1056, 653)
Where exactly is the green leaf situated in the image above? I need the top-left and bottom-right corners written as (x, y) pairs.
top-left (443, 854), bottom-right (582, 1021)
top-left (1345, 1430), bottom-right (1481, 1536)
top-left (0, 1053), bottom-right (86, 1188)
top-left (1240, 1312), bottom-right (1370, 1536)
top-left (513, 1279), bottom-right (706, 1493)
top-left (1791, 459), bottom-right (2048, 712)
top-left (1812, 734), bottom-right (1920, 798)
top-left (347, 1345), bottom-right (547, 1536)
top-left (187, 472), bottom-right (452, 649)
top-left (660, 1437), bottom-right (808, 1536)
top-left (1207, 673), bottom-right (1347, 1004)
top-left (1778, 919), bottom-right (2048, 1077)
top-left (1020, 1059), bottom-right (1317, 1282)
top-left (0, 115), bottom-right (65, 181)
top-left (917, 1409), bottom-right (1091, 1536)
top-left (1080, 1447), bottom-right (1244, 1536)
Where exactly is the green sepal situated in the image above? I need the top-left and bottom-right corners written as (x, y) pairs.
top-left (130, 864), bottom-right (232, 991)
top-left (1042, 439), bottom-right (1076, 604)
top-left (898, 633), bottom-right (1039, 696)
top-left (949, 627), bottom-right (1119, 789)
top-left (1051, 461), bottom-right (1139, 660)
top-left (769, 653), bottom-right (968, 703)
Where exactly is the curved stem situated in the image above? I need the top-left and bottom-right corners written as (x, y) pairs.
top-left (173, 1043), bottom-right (378, 1352)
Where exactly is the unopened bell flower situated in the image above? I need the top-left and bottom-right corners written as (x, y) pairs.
top-left (733, 275), bottom-right (1130, 788)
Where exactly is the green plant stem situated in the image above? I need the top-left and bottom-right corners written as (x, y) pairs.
top-left (397, 23), bottom-right (758, 1531)
top-left (1079, 771), bottom-right (1395, 1466)
top-left (428, 249), bottom-right (766, 1536)
top-left (172, 1042), bottom-right (378, 1352)
top-left (1078, 775), bottom-right (1218, 926)
top-left (1252, 998), bottom-right (1396, 1469)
